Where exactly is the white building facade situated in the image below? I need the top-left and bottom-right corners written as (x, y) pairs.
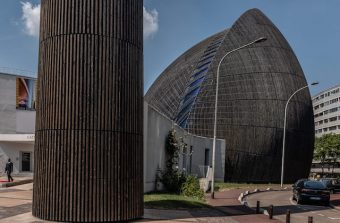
top-left (144, 102), bottom-right (225, 192)
top-left (313, 84), bottom-right (340, 137)
top-left (0, 71), bottom-right (225, 189)
top-left (0, 72), bottom-right (36, 175)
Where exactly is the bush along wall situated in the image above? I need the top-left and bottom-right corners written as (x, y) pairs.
top-left (161, 129), bottom-right (204, 199)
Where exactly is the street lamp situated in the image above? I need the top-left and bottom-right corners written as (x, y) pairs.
top-left (280, 81), bottom-right (319, 188)
top-left (211, 37), bottom-right (267, 199)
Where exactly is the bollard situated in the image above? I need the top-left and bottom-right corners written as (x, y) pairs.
top-left (308, 216), bottom-right (313, 223)
top-left (286, 210), bottom-right (290, 223)
top-left (256, 201), bottom-right (260, 214)
top-left (268, 205), bottom-right (274, 219)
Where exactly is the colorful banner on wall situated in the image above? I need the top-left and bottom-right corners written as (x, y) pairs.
top-left (16, 78), bottom-right (36, 110)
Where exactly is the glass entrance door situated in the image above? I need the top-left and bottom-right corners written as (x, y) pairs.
top-left (21, 152), bottom-right (31, 172)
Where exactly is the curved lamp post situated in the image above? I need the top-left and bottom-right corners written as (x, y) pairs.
top-left (280, 81), bottom-right (319, 188)
top-left (211, 37), bottom-right (267, 199)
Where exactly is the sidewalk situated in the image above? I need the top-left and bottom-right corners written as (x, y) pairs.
top-left (2, 182), bottom-right (338, 223)
top-left (1, 182), bottom-right (339, 222)
top-left (0, 175), bottom-right (33, 188)
top-left (205, 189), bottom-right (282, 223)
top-left (0, 183), bottom-right (283, 223)
top-left (330, 193), bottom-right (340, 210)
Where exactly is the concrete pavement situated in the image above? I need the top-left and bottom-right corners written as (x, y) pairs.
top-left (0, 183), bottom-right (283, 223)
top-left (245, 190), bottom-right (340, 223)
top-left (330, 193), bottom-right (340, 210)
top-left (0, 175), bottom-right (33, 188)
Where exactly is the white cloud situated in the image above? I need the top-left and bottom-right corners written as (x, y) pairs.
top-left (20, 3), bottom-right (158, 40)
top-left (143, 7), bottom-right (159, 39)
top-left (21, 2), bottom-right (41, 37)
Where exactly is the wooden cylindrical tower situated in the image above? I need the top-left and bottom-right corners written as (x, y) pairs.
top-left (32, 0), bottom-right (144, 222)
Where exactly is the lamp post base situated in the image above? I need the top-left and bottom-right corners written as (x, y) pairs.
top-left (211, 191), bottom-right (215, 199)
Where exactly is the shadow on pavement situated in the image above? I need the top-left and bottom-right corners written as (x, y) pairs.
top-left (259, 203), bottom-right (330, 216)
top-left (331, 198), bottom-right (340, 206)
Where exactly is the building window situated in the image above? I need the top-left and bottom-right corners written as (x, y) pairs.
top-left (329, 126), bottom-right (337, 131)
top-left (193, 67), bottom-right (208, 78)
top-left (199, 55), bottom-right (214, 63)
top-left (16, 78), bottom-right (37, 110)
top-left (330, 107), bottom-right (338, 113)
top-left (189, 76), bottom-right (205, 88)
top-left (203, 49), bottom-right (217, 58)
top-left (329, 117), bottom-right (337, 122)
top-left (183, 87), bottom-right (200, 103)
top-left (330, 98), bottom-right (339, 104)
top-left (196, 61), bottom-right (212, 70)
top-left (324, 128), bottom-right (328, 132)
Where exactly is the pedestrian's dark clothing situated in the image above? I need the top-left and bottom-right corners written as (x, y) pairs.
top-left (5, 162), bottom-right (14, 182)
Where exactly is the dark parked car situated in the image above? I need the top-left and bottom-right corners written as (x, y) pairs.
top-left (320, 178), bottom-right (340, 194)
top-left (292, 179), bottom-right (330, 206)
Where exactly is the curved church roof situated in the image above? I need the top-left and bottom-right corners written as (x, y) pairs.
top-left (145, 9), bottom-right (314, 183)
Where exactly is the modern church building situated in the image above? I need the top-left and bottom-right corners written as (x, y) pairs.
top-left (146, 9), bottom-right (315, 183)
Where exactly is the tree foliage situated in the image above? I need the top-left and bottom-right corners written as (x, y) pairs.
top-left (314, 134), bottom-right (340, 175)
top-left (161, 129), bottom-right (186, 193)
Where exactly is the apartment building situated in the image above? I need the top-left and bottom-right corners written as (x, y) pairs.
top-left (313, 85), bottom-right (340, 137)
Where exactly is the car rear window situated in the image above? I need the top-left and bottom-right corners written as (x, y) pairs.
top-left (304, 181), bottom-right (327, 189)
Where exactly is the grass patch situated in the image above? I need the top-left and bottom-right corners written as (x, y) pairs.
top-left (144, 193), bottom-right (210, 209)
top-left (215, 181), bottom-right (291, 191)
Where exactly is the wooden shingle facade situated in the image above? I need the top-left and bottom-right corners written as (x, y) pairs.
top-left (145, 9), bottom-right (314, 183)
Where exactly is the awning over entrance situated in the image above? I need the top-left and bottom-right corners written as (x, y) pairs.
top-left (0, 134), bottom-right (35, 142)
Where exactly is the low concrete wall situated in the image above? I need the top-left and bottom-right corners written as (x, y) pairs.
top-left (144, 102), bottom-right (225, 192)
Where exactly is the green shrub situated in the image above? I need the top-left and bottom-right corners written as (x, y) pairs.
top-left (161, 130), bottom-right (204, 198)
top-left (181, 175), bottom-right (204, 200)
top-left (161, 169), bottom-right (187, 193)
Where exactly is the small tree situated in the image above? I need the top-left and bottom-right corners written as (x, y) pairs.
top-left (314, 141), bottom-right (327, 175)
top-left (314, 134), bottom-right (340, 176)
top-left (161, 129), bottom-right (186, 193)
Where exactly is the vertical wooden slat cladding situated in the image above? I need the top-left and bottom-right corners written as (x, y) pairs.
top-left (33, 0), bottom-right (143, 222)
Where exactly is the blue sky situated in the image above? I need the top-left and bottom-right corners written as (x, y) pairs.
top-left (1, 1), bottom-right (340, 96)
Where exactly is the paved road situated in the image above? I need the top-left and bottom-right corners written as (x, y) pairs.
top-left (245, 190), bottom-right (340, 223)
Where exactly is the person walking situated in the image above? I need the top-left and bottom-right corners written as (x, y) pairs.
top-left (5, 158), bottom-right (14, 182)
